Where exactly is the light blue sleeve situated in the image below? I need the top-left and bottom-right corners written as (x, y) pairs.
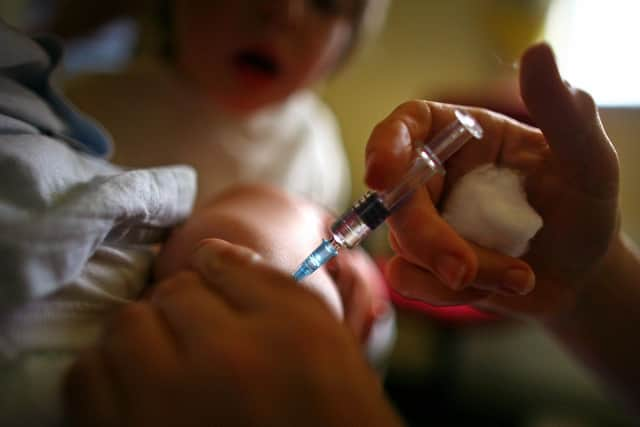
top-left (0, 21), bottom-right (197, 313)
top-left (0, 129), bottom-right (196, 313)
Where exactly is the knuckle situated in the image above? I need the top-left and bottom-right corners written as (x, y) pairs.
top-left (104, 302), bottom-right (156, 345)
top-left (398, 100), bottom-right (431, 128)
top-left (573, 88), bottom-right (598, 116)
top-left (392, 223), bottom-right (432, 259)
top-left (370, 117), bottom-right (399, 140)
top-left (113, 301), bottom-right (154, 327)
top-left (152, 270), bottom-right (201, 301)
top-left (573, 87), bottom-right (595, 104)
top-left (193, 238), bottom-right (223, 264)
top-left (397, 99), bottom-right (430, 116)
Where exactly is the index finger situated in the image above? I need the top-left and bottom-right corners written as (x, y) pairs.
top-left (365, 100), bottom-right (545, 193)
top-left (364, 101), bottom-right (481, 289)
top-left (150, 271), bottom-right (235, 349)
top-left (190, 238), bottom-right (329, 313)
top-left (365, 100), bottom-right (434, 192)
top-left (364, 101), bottom-right (494, 190)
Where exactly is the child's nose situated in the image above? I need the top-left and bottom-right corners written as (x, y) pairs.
top-left (259, 0), bottom-right (307, 32)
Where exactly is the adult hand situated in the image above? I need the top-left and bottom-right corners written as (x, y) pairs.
top-left (364, 43), bottom-right (619, 319)
top-left (65, 238), bottom-right (403, 427)
top-left (154, 184), bottom-right (390, 344)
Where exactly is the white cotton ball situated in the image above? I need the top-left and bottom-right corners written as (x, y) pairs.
top-left (441, 164), bottom-right (543, 257)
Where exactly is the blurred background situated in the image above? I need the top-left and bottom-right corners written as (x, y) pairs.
top-left (2, 0), bottom-right (638, 425)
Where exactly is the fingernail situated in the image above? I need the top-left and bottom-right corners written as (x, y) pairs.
top-left (192, 238), bottom-right (261, 271)
top-left (192, 239), bottom-right (223, 270)
top-left (435, 255), bottom-right (467, 290)
top-left (501, 268), bottom-right (535, 295)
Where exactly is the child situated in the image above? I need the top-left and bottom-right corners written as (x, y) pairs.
top-left (65, 0), bottom-right (390, 210)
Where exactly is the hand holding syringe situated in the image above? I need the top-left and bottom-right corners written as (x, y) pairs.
top-left (294, 110), bottom-right (483, 281)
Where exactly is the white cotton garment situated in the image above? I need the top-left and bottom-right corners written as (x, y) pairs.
top-left (65, 56), bottom-right (352, 212)
top-left (442, 164), bottom-right (543, 257)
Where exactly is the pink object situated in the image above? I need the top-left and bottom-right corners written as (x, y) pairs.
top-left (376, 257), bottom-right (499, 326)
top-left (390, 289), bottom-right (498, 326)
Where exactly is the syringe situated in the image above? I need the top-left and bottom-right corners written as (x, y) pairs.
top-left (293, 110), bottom-right (484, 281)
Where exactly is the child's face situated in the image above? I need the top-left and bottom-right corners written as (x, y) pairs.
top-left (173, 0), bottom-right (356, 115)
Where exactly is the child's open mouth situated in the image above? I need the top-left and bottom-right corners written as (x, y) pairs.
top-left (233, 49), bottom-right (281, 81)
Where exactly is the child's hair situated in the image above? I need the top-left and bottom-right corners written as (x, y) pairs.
top-left (139, 0), bottom-right (390, 69)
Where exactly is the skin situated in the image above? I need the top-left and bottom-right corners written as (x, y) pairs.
top-left (365, 43), bottom-right (639, 408)
top-left (154, 184), bottom-right (389, 341)
top-left (65, 238), bottom-right (403, 427)
top-left (364, 43), bottom-right (618, 318)
top-left (173, 0), bottom-right (357, 115)
top-left (64, 42), bottom-right (640, 424)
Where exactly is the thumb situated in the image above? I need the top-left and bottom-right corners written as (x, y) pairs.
top-left (519, 42), bottom-right (619, 198)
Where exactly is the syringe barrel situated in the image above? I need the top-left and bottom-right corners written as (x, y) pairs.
top-left (430, 110), bottom-right (483, 162)
top-left (381, 110), bottom-right (483, 211)
top-left (330, 192), bottom-right (389, 248)
top-left (328, 110), bottom-right (483, 250)
top-left (379, 146), bottom-right (443, 211)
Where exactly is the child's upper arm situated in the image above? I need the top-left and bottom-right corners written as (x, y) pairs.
top-left (0, 131), bottom-right (196, 308)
